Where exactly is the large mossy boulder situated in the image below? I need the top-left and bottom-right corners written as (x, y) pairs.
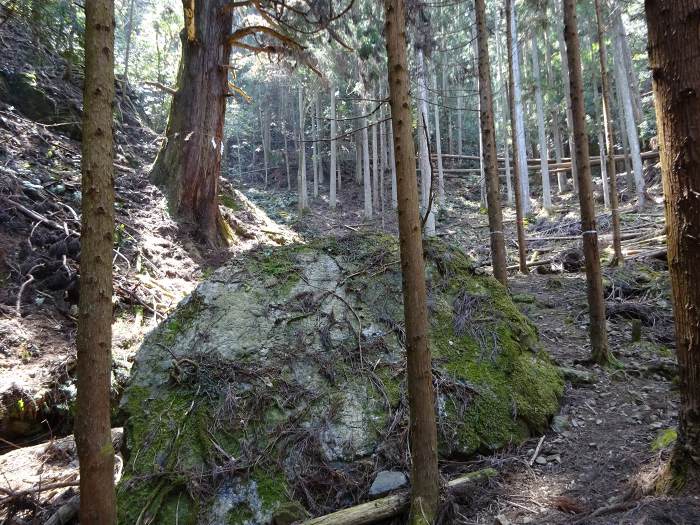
top-left (117, 233), bottom-right (563, 524)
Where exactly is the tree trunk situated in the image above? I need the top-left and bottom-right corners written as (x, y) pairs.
top-left (472, 25), bottom-right (487, 208)
top-left (555, 0), bottom-right (578, 194)
top-left (476, 0), bottom-right (508, 286)
top-left (613, 33), bottom-right (646, 207)
top-left (615, 83), bottom-right (634, 190)
top-left (645, 0), bottom-right (700, 485)
top-left (363, 115), bottom-right (372, 218)
top-left (372, 120), bottom-right (379, 211)
top-left (355, 127), bottom-right (363, 184)
top-left (563, 0), bottom-right (610, 364)
top-left (383, 0), bottom-right (440, 520)
top-left (316, 89), bottom-right (324, 186)
top-left (432, 74), bottom-right (445, 207)
top-left (122, 0), bottom-right (135, 80)
top-left (313, 89), bottom-right (319, 197)
top-left (613, 10), bottom-right (642, 125)
top-left (76, 0), bottom-right (116, 522)
top-left (531, 36), bottom-right (552, 210)
top-left (594, 0), bottom-right (623, 264)
top-left (496, 29), bottom-right (514, 205)
top-left (298, 86), bottom-right (308, 215)
top-left (380, 115), bottom-right (387, 214)
top-left (283, 91), bottom-right (291, 191)
top-left (260, 106), bottom-right (269, 188)
top-left (330, 85), bottom-right (337, 208)
top-left (457, 95), bottom-right (463, 157)
top-left (544, 28), bottom-right (568, 194)
top-left (507, 0), bottom-right (530, 214)
top-left (443, 61), bottom-right (453, 156)
top-left (389, 121), bottom-right (398, 209)
top-left (416, 48), bottom-right (436, 237)
top-left (149, 0), bottom-right (232, 246)
top-left (505, 0), bottom-right (528, 274)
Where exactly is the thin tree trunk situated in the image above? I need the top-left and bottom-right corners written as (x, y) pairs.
top-left (555, 0), bottom-right (578, 194)
top-left (149, 0), bottom-right (232, 246)
top-left (330, 85), bottom-right (337, 208)
top-left (416, 48), bottom-right (436, 237)
top-left (615, 83), bottom-right (634, 190)
top-left (316, 89), bottom-right (324, 186)
top-left (363, 115), bottom-right (372, 218)
top-left (443, 61), bottom-right (453, 156)
top-left (594, 0), bottom-right (623, 264)
top-left (372, 120), bottom-right (379, 210)
top-left (313, 89), bottom-right (319, 197)
top-left (613, 33), bottom-right (646, 207)
top-left (432, 74), bottom-right (445, 206)
top-left (298, 86), bottom-right (308, 216)
top-left (260, 106), bottom-right (269, 188)
top-left (544, 28), bottom-right (568, 194)
top-left (383, 1), bottom-right (440, 520)
top-left (613, 10), bottom-right (642, 125)
top-left (496, 28), bottom-right (514, 205)
top-left (389, 121), bottom-right (398, 209)
top-left (507, 0), bottom-right (530, 214)
top-left (563, 0), bottom-right (610, 364)
top-left (355, 128), bottom-right (363, 184)
top-left (531, 36), bottom-right (552, 211)
top-left (283, 91), bottom-right (291, 191)
top-left (505, 0), bottom-right (528, 274)
top-left (380, 114), bottom-right (387, 213)
top-left (76, 0), bottom-right (116, 522)
top-left (122, 0), bottom-right (135, 80)
top-left (645, 0), bottom-right (700, 484)
top-left (457, 95), bottom-right (463, 157)
top-left (476, 0), bottom-right (507, 286)
top-left (472, 25), bottom-right (487, 208)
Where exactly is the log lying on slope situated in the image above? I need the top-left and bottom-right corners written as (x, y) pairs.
top-left (302, 468), bottom-right (497, 525)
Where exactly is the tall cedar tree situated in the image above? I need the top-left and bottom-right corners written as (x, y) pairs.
top-left (646, 0), bottom-right (700, 487)
top-left (383, 0), bottom-right (440, 521)
top-left (150, 0), bottom-right (232, 246)
top-left (562, 0), bottom-right (610, 364)
top-left (75, 0), bottom-right (117, 522)
top-left (593, 0), bottom-right (623, 264)
top-left (475, 0), bottom-right (507, 285)
top-left (505, 0), bottom-right (528, 274)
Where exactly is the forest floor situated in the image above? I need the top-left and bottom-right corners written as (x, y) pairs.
top-left (236, 165), bottom-right (699, 525)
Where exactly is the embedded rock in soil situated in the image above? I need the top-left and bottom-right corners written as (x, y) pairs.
top-left (117, 233), bottom-right (563, 524)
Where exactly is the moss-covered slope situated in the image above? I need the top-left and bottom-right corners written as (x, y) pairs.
top-left (117, 233), bottom-right (562, 524)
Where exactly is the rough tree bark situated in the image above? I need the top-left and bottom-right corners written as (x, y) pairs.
top-left (383, 0), bottom-right (440, 521)
top-left (76, 0), bottom-right (116, 522)
top-left (149, 0), bottom-right (232, 246)
top-left (389, 121), bottom-right (398, 209)
top-left (645, 0), bottom-right (700, 487)
top-left (563, 0), bottom-right (610, 364)
top-left (594, 0), bottom-right (623, 264)
top-left (505, 0), bottom-right (528, 274)
top-left (475, 0), bottom-right (507, 286)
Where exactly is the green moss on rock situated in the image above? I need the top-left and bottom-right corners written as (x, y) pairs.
top-left (118, 232), bottom-right (562, 523)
